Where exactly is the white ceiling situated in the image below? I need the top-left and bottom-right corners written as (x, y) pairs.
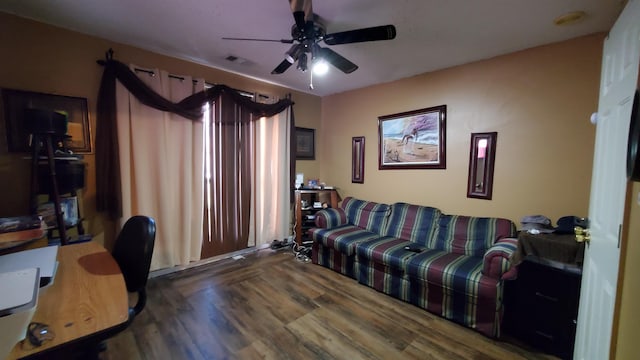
top-left (0, 0), bottom-right (624, 96)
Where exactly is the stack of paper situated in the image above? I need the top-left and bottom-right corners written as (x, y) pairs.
top-left (0, 267), bottom-right (40, 359)
top-left (0, 246), bottom-right (59, 287)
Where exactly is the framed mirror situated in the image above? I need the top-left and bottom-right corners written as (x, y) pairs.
top-left (467, 132), bottom-right (497, 200)
top-left (352, 136), bottom-right (365, 183)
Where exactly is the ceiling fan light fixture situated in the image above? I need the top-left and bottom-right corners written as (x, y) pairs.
top-left (297, 53), bottom-right (308, 72)
top-left (285, 44), bottom-right (304, 63)
top-left (312, 59), bottom-right (329, 75)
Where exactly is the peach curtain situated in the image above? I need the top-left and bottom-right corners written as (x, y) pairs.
top-left (115, 65), bottom-right (204, 270)
top-left (249, 108), bottom-right (292, 248)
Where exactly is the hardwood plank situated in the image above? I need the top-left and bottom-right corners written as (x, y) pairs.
top-left (287, 312), bottom-right (384, 360)
top-left (127, 323), bottom-right (174, 360)
top-left (102, 331), bottom-right (142, 360)
top-left (235, 339), bottom-right (281, 360)
top-left (102, 248), bottom-right (559, 360)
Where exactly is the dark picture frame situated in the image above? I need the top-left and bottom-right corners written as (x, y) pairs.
top-left (467, 132), bottom-right (497, 200)
top-left (295, 127), bottom-right (315, 160)
top-left (378, 105), bottom-right (446, 169)
top-left (352, 136), bottom-right (365, 183)
top-left (1, 88), bottom-right (92, 153)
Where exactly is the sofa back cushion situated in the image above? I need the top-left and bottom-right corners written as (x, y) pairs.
top-left (341, 197), bottom-right (390, 234)
top-left (382, 203), bottom-right (441, 246)
top-left (429, 215), bottom-right (517, 257)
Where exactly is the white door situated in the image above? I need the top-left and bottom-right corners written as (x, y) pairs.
top-left (574, 1), bottom-right (640, 359)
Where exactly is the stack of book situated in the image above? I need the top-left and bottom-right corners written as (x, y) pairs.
top-left (36, 196), bottom-right (78, 228)
top-left (0, 216), bottom-right (46, 251)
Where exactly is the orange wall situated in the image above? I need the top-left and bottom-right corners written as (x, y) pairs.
top-left (0, 12), bottom-right (322, 246)
top-left (319, 34), bottom-right (604, 225)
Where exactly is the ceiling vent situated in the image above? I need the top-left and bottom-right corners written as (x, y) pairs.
top-left (225, 55), bottom-right (250, 65)
top-left (554, 11), bottom-right (586, 26)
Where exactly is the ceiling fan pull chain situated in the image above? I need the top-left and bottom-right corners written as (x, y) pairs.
top-left (309, 70), bottom-right (314, 90)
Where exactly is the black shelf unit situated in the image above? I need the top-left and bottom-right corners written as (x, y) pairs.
top-left (299, 206), bottom-right (321, 243)
top-left (294, 189), bottom-right (338, 245)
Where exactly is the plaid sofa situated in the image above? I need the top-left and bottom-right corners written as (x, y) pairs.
top-left (310, 197), bottom-right (518, 337)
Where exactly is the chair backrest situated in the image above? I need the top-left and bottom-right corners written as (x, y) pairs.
top-left (112, 216), bottom-right (156, 314)
top-left (66, 217), bottom-right (156, 356)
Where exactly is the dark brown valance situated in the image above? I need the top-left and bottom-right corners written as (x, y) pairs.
top-left (96, 57), bottom-right (294, 219)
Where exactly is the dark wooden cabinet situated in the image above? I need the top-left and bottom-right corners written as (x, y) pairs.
top-left (504, 258), bottom-right (582, 359)
top-left (294, 189), bottom-right (338, 245)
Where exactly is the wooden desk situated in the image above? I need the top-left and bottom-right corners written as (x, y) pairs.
top-left (8, 241), bottom-right (129, 359)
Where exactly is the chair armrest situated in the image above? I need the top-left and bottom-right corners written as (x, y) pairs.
top-left (314, 208), bottom-right (347, 229)
top-left (482, 237), bottom-right (519, 280)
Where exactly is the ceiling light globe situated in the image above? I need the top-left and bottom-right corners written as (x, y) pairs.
top-left (313, 61), bottom-right (329, 75)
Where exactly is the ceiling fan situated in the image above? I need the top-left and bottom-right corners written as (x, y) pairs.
top-left (222, 0), bottom-right (396, 76)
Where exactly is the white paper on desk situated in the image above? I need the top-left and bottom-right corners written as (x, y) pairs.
top-left (0, 268), bottom-right (39, 313)
top-left (0, 268), bottom-right (40, 360)
top-left (0, 245), bottom-right (58, 287)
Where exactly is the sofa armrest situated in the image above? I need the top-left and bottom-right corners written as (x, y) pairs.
top-left (314, 208), bottom-right (348, 229)
top-left (482, 237), bottom-right (518, 280)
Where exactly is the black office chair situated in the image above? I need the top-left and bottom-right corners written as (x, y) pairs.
top-left (112, 215), bottom-right (156, 317)
top-left (86, 216), bottom-right (156, 358)
top-left (37, 216), bottom-right (156, 360)
top-left (89, 216), bottom-right (156, 357)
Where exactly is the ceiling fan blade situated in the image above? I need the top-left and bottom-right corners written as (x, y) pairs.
top-left (271, 59), bottom-right (293, 74)
top-left (222, 37), bottom-right (294, 44)
top-left (324, 25), bottom-right (396, 45)
top-left (319, 47), bottom-right (358, 74)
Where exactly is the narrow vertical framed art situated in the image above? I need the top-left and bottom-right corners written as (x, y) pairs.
top-left (352, 136), bottom-right (365, 183)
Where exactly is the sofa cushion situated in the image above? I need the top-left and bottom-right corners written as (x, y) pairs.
top-left (405, 249), bottom-right (497, 294)
top-left (406, 249), bottom-right (502, 337)
top-left (355, 236), bottom-right (418, 269)
top-left (429, 215), bottom-right (517, 257)
top-left (382, 202), bottom-right (441, 246)
top-left (312, 241), bottom-right (358, 279)
top-left (341, 197), bottom-right (390, 235)
top-left (310, 224), bottom-right (381, 256)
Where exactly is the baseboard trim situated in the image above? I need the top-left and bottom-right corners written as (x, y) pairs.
top-left (149, 244), bottom-right (270, 278)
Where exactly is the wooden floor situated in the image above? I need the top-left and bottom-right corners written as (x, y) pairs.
top-left (102, 248), bottom-right (558, 360)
